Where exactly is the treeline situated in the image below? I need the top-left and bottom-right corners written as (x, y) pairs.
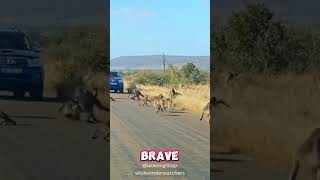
top-left (124, 63), bottom-right (209, 87)
top-left (26, 26), bottom-right (109, 87)
top-left (213, 2), bottom-right (320, 74)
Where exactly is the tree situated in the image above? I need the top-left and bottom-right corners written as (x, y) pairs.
top-left (222, 2), bottom-right (289, 73)
top-left (180, 63), bottom-right (202, 84)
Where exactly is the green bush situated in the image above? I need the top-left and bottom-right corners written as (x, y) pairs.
top-left (124, 63), bottom-right (209, 87)
top-left (44, 26), bottom-right (108, 83)
top-left (213, 1), bottom-right (320, 74)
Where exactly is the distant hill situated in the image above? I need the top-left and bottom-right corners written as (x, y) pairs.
top-left (110, 55), bottom-right (210, 71)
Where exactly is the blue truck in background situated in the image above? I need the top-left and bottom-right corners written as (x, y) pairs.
top-left (0, 28), bottom-right (44, 99)
top-left (110, 71), bottom-right (124, 93)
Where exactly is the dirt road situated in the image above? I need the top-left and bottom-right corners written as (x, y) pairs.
top-left (110, 93), bottom-right (210, 180)
top-left (0, 96), bottom-right (108, 180)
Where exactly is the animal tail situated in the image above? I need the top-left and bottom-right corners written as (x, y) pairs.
top-left (200, 112), bottom-right (204, 121)
top-left (0, 111), bottom-right (16, 125)
top-left (95, 99), bottom-right (110, 112)
top-left (288, 159), bottom-right (299, 180)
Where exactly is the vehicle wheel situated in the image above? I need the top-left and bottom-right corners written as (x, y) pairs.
top-left (30, 90), bottom-right (43, 100)
top-left (14, 90), bottom-right (25, 99)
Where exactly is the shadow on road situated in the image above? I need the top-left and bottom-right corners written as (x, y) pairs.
top-left (0, 95), bottom-right (61, 103)
top-left (12, 115), bottom-right (57, 120)
top-left (211, 169), bottom-right (224, 173)
top-left (160, 114), bottom-right (180, 117)
top-left (211, 157), bottom-right (248, 163)
top-left (113, 97), bottom-right (128, 100)
top-left (15, 123), bottom-right (33, 127)
top-left (169, 111), bottom-right (187, 114)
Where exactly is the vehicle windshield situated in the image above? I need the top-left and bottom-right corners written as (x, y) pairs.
top-left (0, 32), bottom-right (31, 50)
top-left (110, 72), bottom-right (120, 78)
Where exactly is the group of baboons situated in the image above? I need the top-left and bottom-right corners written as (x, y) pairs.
top-left (128, 88), bottom-right (182, 114)
top-left (0, 78), bottom-right (110, 142)
top-left (1, 70), bottom-right (319, 179)
top-left (56, 83), bottom-right (110, 142)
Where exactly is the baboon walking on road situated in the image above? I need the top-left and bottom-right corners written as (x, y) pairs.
top-left (164, 97), bottom-right (174, 110)
top-left (128, 89), bottom-right (144, 101)
top-left (59, 86), bottom-right (109, 123)
top-left (288, 128), bottom-right (320, 180)
top-left (150, 94), bottom-right (166, 114)
top-left (92, 121), bottom-right (110, 142)
top-left (167, 88), bottom-right (182, 111)
top-left (200, 97), bottom-right (231, 126)
top-left (59, 99), bottom-right (82, 121)
top-left (76, 87), bottom-right (110, 123)
top-left (134, 89), bottom-right (144, 101)
top-left (0, 111), bottom-right (16, 126)
top-left (139, 95), bottom-right (152, 106)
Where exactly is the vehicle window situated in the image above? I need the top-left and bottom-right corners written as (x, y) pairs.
top-left (0, 32), bottom-right (31, 50)
top-left (110, 72), bottom-right (119, 78)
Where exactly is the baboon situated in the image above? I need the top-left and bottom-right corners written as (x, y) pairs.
top-left (134, 89), bottom-right (144, 101)
top-left (169, 88), bottom-right (182, 97)
top-left (55, 80), bottom-right (86, 101)
top-left (288, 128), bottom-right (320, 180)
top-left (59, 99), bottom-right (82, 121)
top-left (167, 88), bottom-right (182, 111)
top-left (128, 89), bottom-right (144, 101)
top-left (150, 94), bottom-right (166, 114)
top-left (164, 97), bottom-right (174, 110)
top-left (92, 121), bottom-right (110, 142)
top-left (128, 94), bottom-right (135, 100)
top-left (225, 72), bottom-right (239, 84)
top-left (200, 97), bottom-right (231, 126)
top-left (200, 101), bottom-right (211, 126)
top-left (73, 87), bottom-right (110, 123)
top-left (139, 95), bottom-right (152, 106)
top-left (0, 111), bottom-right (16, 126)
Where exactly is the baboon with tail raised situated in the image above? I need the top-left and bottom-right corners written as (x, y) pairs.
top-left (166, 88), bottom-right (182, 111)
top-left (200, 96), bottom-right (231, 126)
top-left (288, 128), bottom-right (320, 180)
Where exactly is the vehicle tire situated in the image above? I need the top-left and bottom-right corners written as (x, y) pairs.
top-left (14, 90), bottom-right (25, 99)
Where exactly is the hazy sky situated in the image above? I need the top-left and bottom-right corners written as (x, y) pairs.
top-left (110, 0), bottom-right (210, 59)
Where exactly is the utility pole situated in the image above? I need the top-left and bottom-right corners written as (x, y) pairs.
top-left (162, 53), bottom-right (166, 73)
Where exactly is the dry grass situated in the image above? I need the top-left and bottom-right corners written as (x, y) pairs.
top-left (124, 80), bottom-right (210, 115)
top-left (213, 72), bottom-right (320, 167)
top-left (42, 51), bottom-right (108, 98)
